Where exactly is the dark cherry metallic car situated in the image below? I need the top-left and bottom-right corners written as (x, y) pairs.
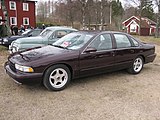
top-left (5, 31), bottom-right (156, 91)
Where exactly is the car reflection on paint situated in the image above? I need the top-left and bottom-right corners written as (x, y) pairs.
top-left (5, 31), bottom-right (156, 91)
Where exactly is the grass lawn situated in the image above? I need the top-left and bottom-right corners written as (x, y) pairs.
top-left (134, 35), bottom-right (160, 45)
top-left (0, 45), bottom-right (9, 56)
top-left (0, 45), bottom-right (7, 51)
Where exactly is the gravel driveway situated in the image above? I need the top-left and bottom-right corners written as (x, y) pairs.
top-left (0, 44), bottom-right (160, 120)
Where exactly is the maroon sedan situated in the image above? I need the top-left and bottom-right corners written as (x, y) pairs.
top-left (5, 31), bottom-right (156, 91)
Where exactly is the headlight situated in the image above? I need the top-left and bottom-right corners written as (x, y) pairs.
top-left (15, 64), bottom-right (34, 72)
top-left (3, 38), bottom-right (8, 42)
top-left (12, 48), bottom-right (17, 53)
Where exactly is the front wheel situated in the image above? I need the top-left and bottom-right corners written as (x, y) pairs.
top-left (128, 56), bottom-right (144, 74)
top-left (43, 64), bottom-right (71, 91)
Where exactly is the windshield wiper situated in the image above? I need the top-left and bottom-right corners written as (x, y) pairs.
top-left (52, 45), bottom-right (68, 49)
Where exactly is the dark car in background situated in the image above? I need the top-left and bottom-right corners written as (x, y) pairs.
top-left (5, 31), bottom-right (156, 91)
top-left (0, 29), bottom-right (42, 47)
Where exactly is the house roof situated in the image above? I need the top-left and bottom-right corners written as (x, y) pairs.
top-left (142, 17), bottom-right (156, 25)
top-left (122, 16), bottom-right (140, 24)
top-left (134, 18), bottom-right (150, 28)
top-left (123, 16), bottom-right (156, 28)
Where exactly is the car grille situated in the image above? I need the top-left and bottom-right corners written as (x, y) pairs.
top-left (9, 61), bottom-right (16, 72)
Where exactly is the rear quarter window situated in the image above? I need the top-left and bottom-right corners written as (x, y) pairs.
top-left (130, 37), bottom-right (139, 47)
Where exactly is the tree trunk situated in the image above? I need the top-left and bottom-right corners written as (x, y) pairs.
top-left (155, 0), bottom-right (160, 38)
top-left (95, 0), bottom-right (98, 30)
top-left (82, 3), bottom-right (85, 30)
top-left (139, 0), bottom-right (143, 36)
top-left (100, 0), bottom-right (103, 30)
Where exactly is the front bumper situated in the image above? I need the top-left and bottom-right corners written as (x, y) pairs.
top-left (5, 62), bottom-right (43, 84)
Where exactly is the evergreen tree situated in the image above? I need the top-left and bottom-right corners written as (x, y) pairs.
top-left (111, 0), bottom-right (124, 30)
top-left (112, 0), bottom-right (123, 18)
top-left (141, 0), bottom-right (154, 20)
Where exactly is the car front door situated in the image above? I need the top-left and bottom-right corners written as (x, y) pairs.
top-left (79, 33), bottom-right (115, 77)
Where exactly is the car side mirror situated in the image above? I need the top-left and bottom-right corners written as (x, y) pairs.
top-left (84, 47), bottom-right (97, 53)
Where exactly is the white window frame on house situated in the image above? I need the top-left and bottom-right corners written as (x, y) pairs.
top-left (130, 23), bottom-right (137, 33)
top-left (9, 1), bottom-right (16, 10)
top-left (23, 3), bottom-right (29, 11)
top-left (23, 17), bottom-right (29, 25)
top-left (0, 16), bottom-right (2, 25)
top-left (10, 17), bottom-right (17, 25)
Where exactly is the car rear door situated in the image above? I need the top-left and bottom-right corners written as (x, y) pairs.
top-left (79, 33), bottom-right (115, 77)
top-left (113, 33), bottom-right (137, 70)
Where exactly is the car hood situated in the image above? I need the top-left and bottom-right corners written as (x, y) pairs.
top-left (7, 36), bottom-right (24, 40)
top-left (10, 45), bottom-right (77, 63)
top-left (15, 36), bottom-right (44, 44)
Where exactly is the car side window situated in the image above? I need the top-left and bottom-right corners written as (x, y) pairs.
top-left (89, 34), bottom-right (112, 51)
top-left (130, 37), bottom-right (139, 47)
top-left (55, 30), bottom-right (67, 38)
top-left (68, 30), bottom-right (75, 33)
top-left (31, 30), bottom-right (41, 36)
top-left (114, 34), bottom-right (131, 48)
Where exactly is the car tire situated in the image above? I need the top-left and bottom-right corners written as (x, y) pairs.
top-left (127, 56), bottom-right (144, 74)
top-left (43, 64), bottom-right (71, 91)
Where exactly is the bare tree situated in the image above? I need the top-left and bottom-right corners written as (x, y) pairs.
top-left (123, 7), bottom-right (139, 19)
top-left (37, 2), bottom-right (48, 22)
top-left (78, 0), bottom-right (89, 29)
top-left (154, 0), bottom-right (160, 37)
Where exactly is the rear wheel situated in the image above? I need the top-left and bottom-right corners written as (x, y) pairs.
top-left (128, 56), bottom-right (144, 74)
top-left (43, 64), bottom-right (71, 91)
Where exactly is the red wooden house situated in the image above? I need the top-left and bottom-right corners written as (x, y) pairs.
top-left (0, 0), bottom-right (36, 29)
top-left (122, 16), bottom-right (157, 36)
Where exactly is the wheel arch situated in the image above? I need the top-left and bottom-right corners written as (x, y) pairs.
top-left (138, 54), bottom-right (145, 63)
top-left (42, 63), bottom-right (73, 79)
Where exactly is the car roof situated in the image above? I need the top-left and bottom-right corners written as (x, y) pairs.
top-left (45, 26), bottom-right (78, 31)
top-left (75, 30), bottom-right (130, 36)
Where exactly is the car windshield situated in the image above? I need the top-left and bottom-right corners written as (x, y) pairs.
top-left (40, 29), bottom-right (52, 37)
top-left (21, 29), bottom-right (31, 36)
top-left (53, 32), bottom-right (94, 50)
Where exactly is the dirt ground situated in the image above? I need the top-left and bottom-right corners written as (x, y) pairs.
top-left (0, 41), bottom-right (160, 120)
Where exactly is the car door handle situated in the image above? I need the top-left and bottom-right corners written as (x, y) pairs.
top-left (111, 51), bottom-right (115, 56)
